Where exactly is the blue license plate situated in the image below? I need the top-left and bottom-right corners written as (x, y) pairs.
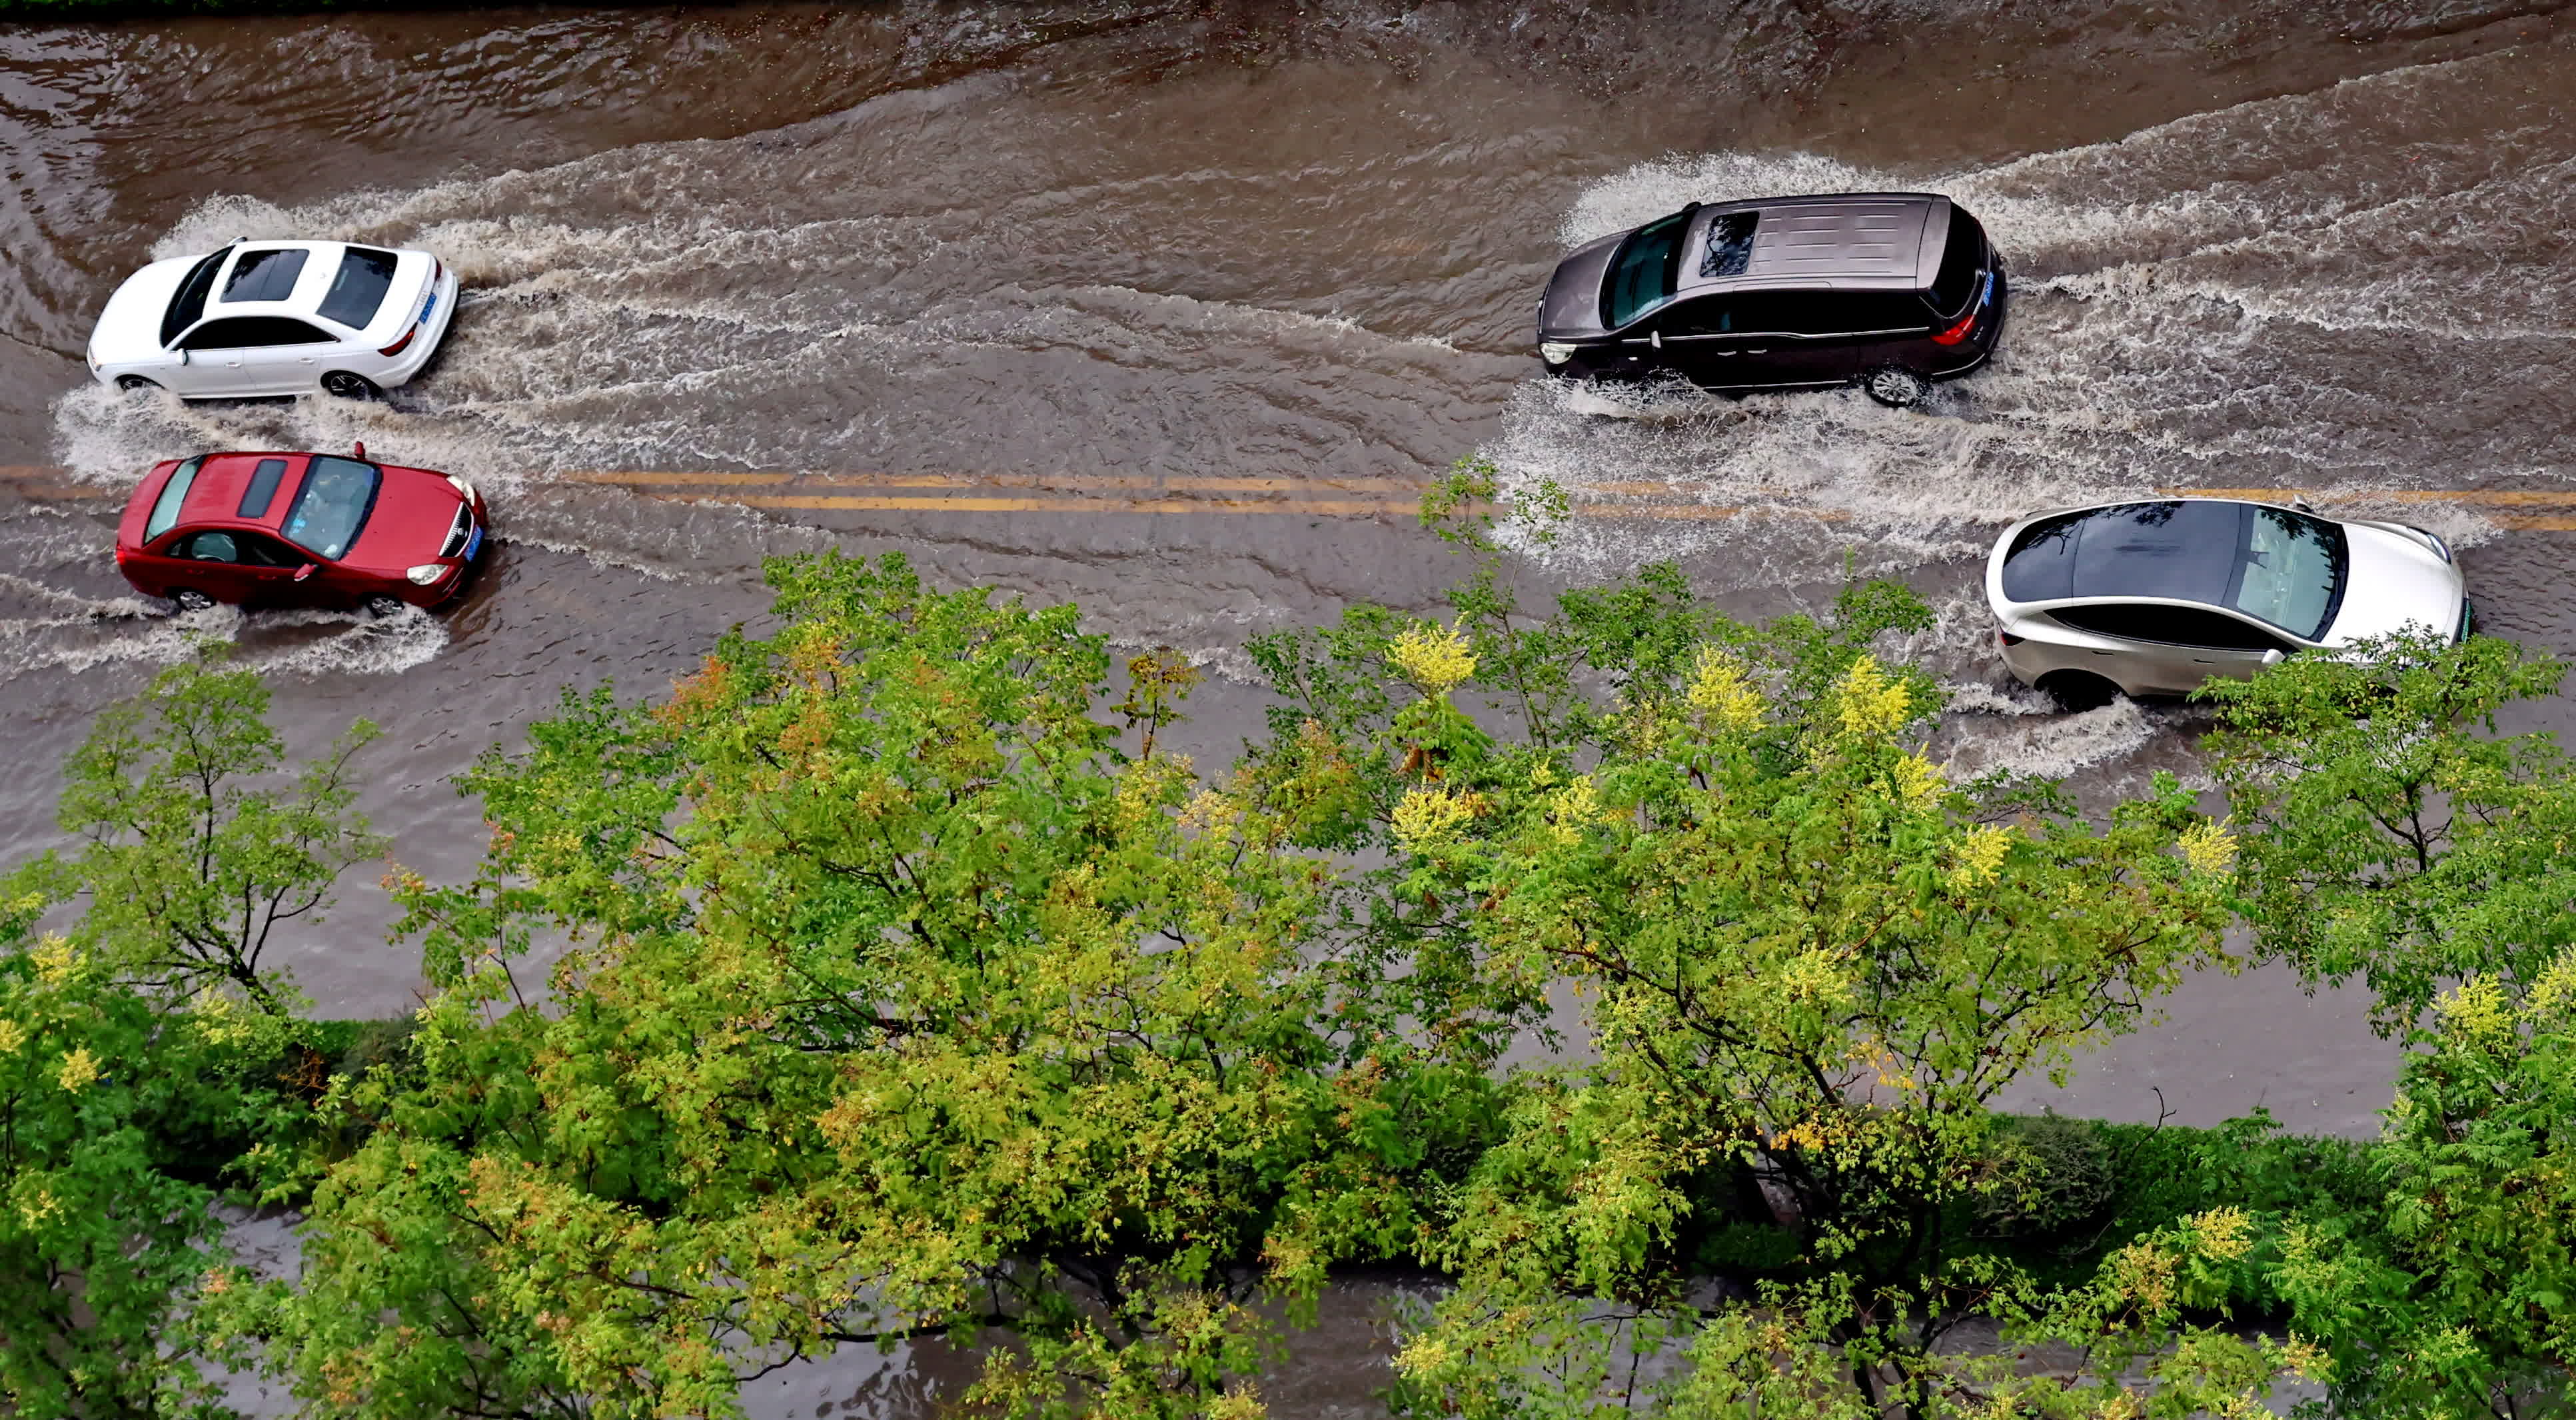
top-left (462, 523), bottom-right (483, 562)
top-left (419, 288), bottom-right (438, 328)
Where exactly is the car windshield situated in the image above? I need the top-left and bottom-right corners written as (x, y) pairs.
top-left (1602, 209), bottom-right (1690, 329)
top-left (317, 247), bottom-right (401, 329)
top-left (278, 456), bottom-right (381, 560)
top-left (2000, 501), bottom-right (2347, 640)
top-left (159, 251), bottom-right (229, 347)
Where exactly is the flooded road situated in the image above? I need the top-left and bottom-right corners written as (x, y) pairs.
top-left (4, 2), bottom-right (2576, 1407)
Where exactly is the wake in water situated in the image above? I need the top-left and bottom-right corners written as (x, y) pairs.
top-left (1496, 41), bottom-right (2576, 585)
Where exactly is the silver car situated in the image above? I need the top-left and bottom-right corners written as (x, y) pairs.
top-left (1986, 497), bottom-right (2469, 709)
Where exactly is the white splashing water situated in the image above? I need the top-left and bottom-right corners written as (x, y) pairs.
top-left (1495, 43), bottom-right (2576, 583)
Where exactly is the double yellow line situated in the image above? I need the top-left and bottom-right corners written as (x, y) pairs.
top-left (15, 465), bottom-right (2576, 530)
top-left (565, 471), bottom-right (2576, 530)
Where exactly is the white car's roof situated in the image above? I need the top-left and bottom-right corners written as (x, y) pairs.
top-left (88, 241), bottom-right (431, 365)
top-left (1986, 496), bottom-right (2463, 647)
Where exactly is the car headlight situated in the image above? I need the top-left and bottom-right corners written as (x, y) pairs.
top-left (405, 564), bottom-right (450, 585)
top-left (446, 474), bottom-right (476, 504)
top-left (1539, 341), bottom-right (1577, 364)
top-left (87, 349), bottom-right (101, 373)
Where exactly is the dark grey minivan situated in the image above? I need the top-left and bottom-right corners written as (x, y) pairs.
top-left (1535, 193), bottom-right (2005, 406)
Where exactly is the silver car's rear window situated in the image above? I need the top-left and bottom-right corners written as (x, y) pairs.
top-left (2002, 501), bottom-right (2347, 640)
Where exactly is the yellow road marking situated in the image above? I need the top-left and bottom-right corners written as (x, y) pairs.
top-left (12, 464), bottom-right (2576, 530)
top-left (2185, 486), bottom-right (2576, 507)
top-left (573, 470), bottom-right (1427, 494)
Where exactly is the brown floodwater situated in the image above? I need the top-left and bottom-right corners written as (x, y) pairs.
top-left (5, 2), bottom-right (2575, 1409)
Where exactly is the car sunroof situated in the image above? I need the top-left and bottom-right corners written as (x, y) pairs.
top-left (222, 248), bottom-right (310, 305)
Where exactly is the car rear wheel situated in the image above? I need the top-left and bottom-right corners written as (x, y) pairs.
top-left (171, 588), bottom-right (214, 613)
top-left (364, 594), bottom-right (407, 618)
top-left (2036, 670), bottom-right (2121, 713)
top-left (1861, 365), bottom-right (1929, 408)
top-left (116, 375), bottom-right (162, 395)
top-left (321, 371), bottom-right (382, 401)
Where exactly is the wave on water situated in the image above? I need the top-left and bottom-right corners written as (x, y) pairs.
top-left (1493, 43), bottom-right (2576, 579)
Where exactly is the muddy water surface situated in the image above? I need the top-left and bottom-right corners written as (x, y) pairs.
top-left (5, 3), bottom-right (2576, 1409)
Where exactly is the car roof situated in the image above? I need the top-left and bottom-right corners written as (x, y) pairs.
top-left (1993, 498), bottom-right (2345, 609)
top-left (1677, 193), bottom-right (1945, 295)
top-left (174, 452), bottom-right (309, 532)
top-left (205, 242), bottom-right (348, 322)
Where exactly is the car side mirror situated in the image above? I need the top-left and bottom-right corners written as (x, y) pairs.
top-left (293, 563), bottom-right (317, 582)
top-left (352, 441), bottom-right (366, 460)
top-left (1650, 329), bottom-right (1662, 349)
top-left (2260, 648), bottom-right (2285, 666)
top-left (177, 349), bottom-right (191, 365)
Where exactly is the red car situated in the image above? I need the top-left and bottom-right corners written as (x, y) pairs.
top-left (115, 446), bottom-right (487, 616)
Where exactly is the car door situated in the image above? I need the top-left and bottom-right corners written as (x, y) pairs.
top-left (1652, 296), bottom-right (1756, 389)
top-left (1819, 292), bottom-right (1940, 380)
top-left (1723, 291), bottom-right (1857, 388)
top-left (230, 317), bottom-right (342, 395)
top-left (2051, 602), bottom-right (2295, 693)
top-left (227, 531), bottom-right (319, 608)
top-left (172, 318), bottom-right (273, 396)
top-left (162, 530), bottom-right (264, 604)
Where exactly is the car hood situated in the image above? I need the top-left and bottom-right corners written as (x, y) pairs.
top-left (89, 257), bottom-right (197, 364)
top-left (1538, 231), bottom-right (1623, 339)
top-left (341, 464), bottom-right (468, 573)
top-left (2320, 523), bottom-right (2467, 645)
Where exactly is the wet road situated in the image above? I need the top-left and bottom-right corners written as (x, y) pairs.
top-left (5, 3), bottom-right (2576, 1406)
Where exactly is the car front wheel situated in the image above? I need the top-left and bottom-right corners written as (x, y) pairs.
top-left (2036, 670), bottom-right (2121, 712)
top-left (364, 594), bottom-right (407, 618)
top-left (321, 371), bottom-right (382, 400)
top-left (171, 588), bottom-right (214, 612)
top-left (116, 375), bottom-right (163, 396)
top-left (1861, 365), bottom-right (1929, 408)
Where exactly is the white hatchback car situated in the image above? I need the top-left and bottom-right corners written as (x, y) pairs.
top-left (87, 241), bottom-right (457, 401)
top-left (1988, 496), bottom-right (2469, 709)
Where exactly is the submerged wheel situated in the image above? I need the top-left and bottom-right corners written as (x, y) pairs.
top-left (2037, 671), bottom-right (2120, 713)
top-left (321, 370), bottom-right (382, 401)
top-left (116, 375), bottom-right (162, 395)
top-left (364, 594), bottom-right (408, 618)
top-left (171, 588), bottom-right (214, 613)
top-left (1860, 365), bottom-right (1930, 408)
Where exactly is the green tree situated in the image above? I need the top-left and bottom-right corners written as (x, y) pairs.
top-left (1238, 524), bottom-right (2288, 1417)
top-left (2199, 629), bottom-right (2570, 1034)
top-left (2204, 636), bottom-right (2576, 1417)
top-left (231, 552), bottom-right (1500, 1420)
top-left (5, 656), bottom-right (384, 1014)
top-left (0, 655), bottom-right (362, 1418)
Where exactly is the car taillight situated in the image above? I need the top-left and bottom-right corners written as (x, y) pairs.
top-left (379, 328), bottom-right (416, 358)
top-left (1998, 631), bottom-right (2024, 646)
top-left (1932, 307), bottom-right (1980, 347)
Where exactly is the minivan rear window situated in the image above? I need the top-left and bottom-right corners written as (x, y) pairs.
top-left (1926, 205), bottom-right (1988, 317)
top-left (1603, 209), bottom-right (1691, 329)
top-left (317, 247), bottom-right (401, 329)
top-left (145, 456), bottom-right (203, 542)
